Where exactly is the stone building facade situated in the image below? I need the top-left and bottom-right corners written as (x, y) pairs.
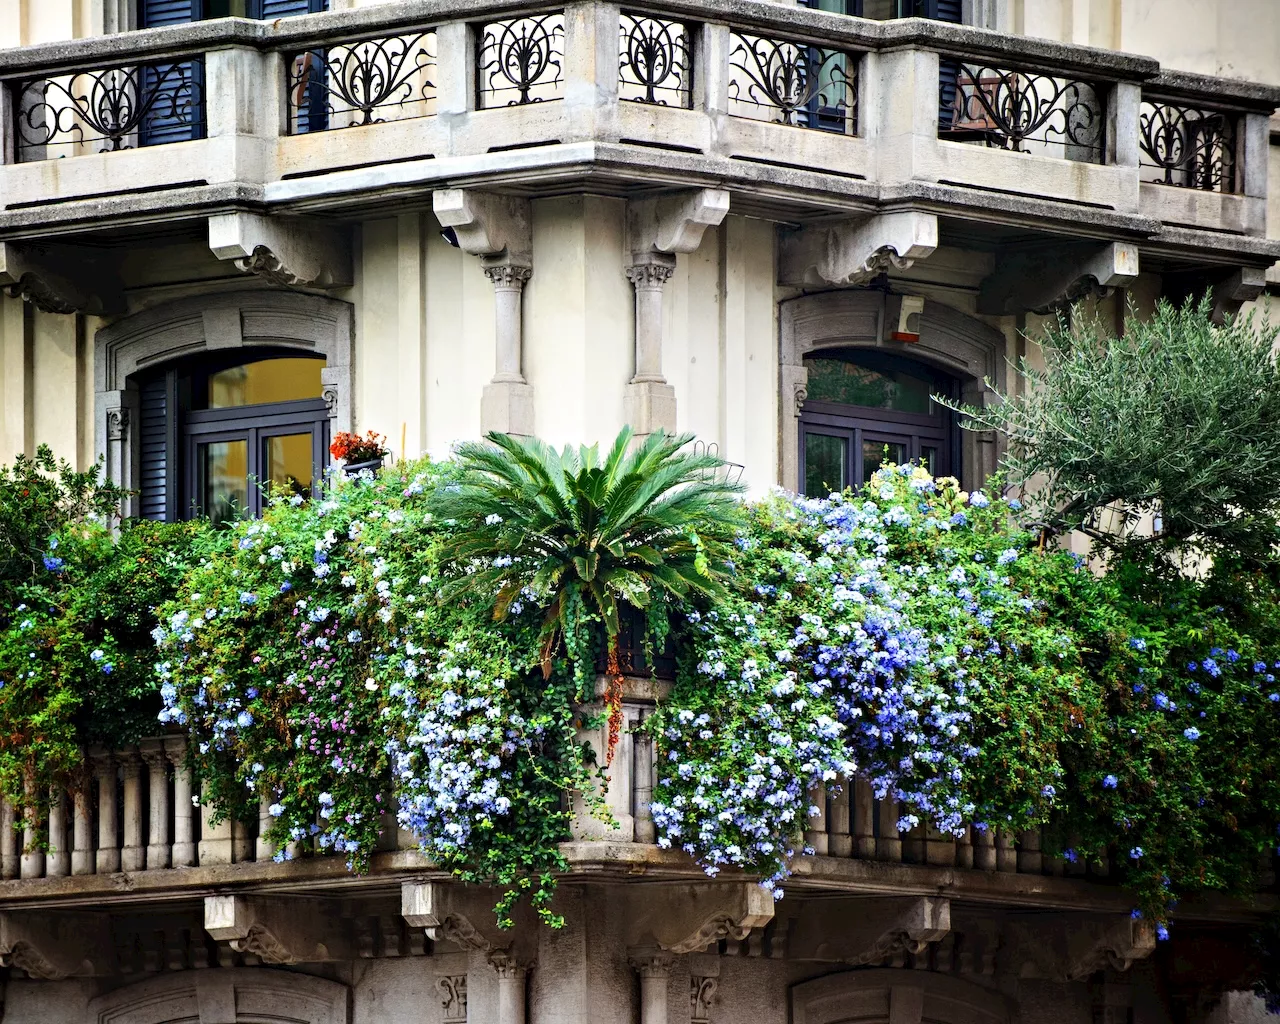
top-left (0, 0), bottom-right (1277, 1022)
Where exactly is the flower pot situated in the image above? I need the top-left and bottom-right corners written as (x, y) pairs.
top-left (342, 458), bottom-right (384, 478)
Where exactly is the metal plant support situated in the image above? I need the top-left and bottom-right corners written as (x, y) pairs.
top-left (618, 12), bottom-right (692, 107)
top-left (728, 31), bottom-right (856, 133)
top-left (14, 60), bottom-right (205, 160)
top-left (940, 63), bottom-right (1104, 161)
top-left (477, 13), bottom-right (565, 107)
top-left (1139, 101), bottom-right (1238, 192)
top-left (287, 32), bottom-right (437, 134)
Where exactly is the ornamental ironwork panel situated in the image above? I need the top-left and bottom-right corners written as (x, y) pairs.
top-left (1139, 101), bottom-right (1238, 193)
top-left (728, 31), bottom-right (856, 134)
top-left (14, 58), bottom-right (205, 161)
top-left (618, 11), bottom-right (692, 108)
top-left (286, 32), bottom-right (437, 134)
top-left (939, 63), bottom-right (1104, 161)
top-left (477, 13), bottom-right (565, 108)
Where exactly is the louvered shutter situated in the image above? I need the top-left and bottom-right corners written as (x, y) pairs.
top-left (923, 0), bottom-right (964, 131)
top-left (138, 376), bottom-right (171, 521)
top-left (251, 0), bottom-right (327, 16)
top-left (139, 0), bottom-right (203, 147)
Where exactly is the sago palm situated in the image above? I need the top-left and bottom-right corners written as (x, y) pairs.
top-left (434, 428), bottom-right (743, 763)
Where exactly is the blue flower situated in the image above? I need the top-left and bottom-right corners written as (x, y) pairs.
top-left (1129, 847), bottom-right (1144, 859)
top-left (1129, 637), bottom-right (1147, 651)
top-left (1153, 693), bottom-right (1172, 710)
top-left (1156, 924), bottom-right (1170, 941)
top-left (1183, 727), bottom-right (1201, 741)
top-left (236, 711), bottom-right (254, 728)
top-left (1103, 774), bottom-right (1118, 789)
top-left (42, 555), bottom-right (64, 572)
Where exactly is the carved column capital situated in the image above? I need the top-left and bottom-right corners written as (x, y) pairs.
top-left (106, 408), bottom-right (129, 443)
top-left (691, 976), bottom-right (719, 1023)
top-left (628, 950), bottom-right (674, 978)
top-left (482, 262), bottom-right (534, 291)
top-left (626, 259), bottom-right (677, 290)
top-left (118, 747), bottom-right (143, 781)
top-left (138, 739), bottom-right (168, 773)
top-left (437, 974), bottom-right (468, 1023)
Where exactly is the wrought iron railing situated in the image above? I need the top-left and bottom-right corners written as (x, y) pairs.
top-left (1138, 100), bottom-right (1238, 193)
top-left (476, 13), bottom-right (565, 108)
top-left (938, 61), bottom-right (1104, 162)
top-left (727, 31), bottom-right (857, 134)
top-left (618, 11), bottom-right (692, 108)
top-left (286, 32), bottom-right (437, 134)
top-left (13, 58), bottom-right (205, 161)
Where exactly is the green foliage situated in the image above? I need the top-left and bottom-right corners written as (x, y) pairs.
top-left (945, 297), bottom-right (1280, 560)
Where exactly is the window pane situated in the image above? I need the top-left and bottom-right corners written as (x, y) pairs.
top-left (265, 432), bottom-right (315, 501)
top-left (803, 358), bottom-right (934, 414)
top-left (201, 440), bottom-right (248, 525)
top-left (861, 440), bottom-right (906, 484)
top-left (922, 445), bottom-right (939, 475)
top-left (207, 358), bottom-right (324, 409)
top-left (805, 433), bottom-right (848, 497)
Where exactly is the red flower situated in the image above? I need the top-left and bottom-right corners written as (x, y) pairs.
top-left (329, 431), bottom-right (389, 463)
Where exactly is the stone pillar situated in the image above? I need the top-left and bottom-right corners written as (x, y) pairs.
top-left (853, 777), bottom-right (875, 858)
top-left (0, 799), bottom-right (17, 879)
top-left (996, 829), bottom-right (1017, 872)
top-left (633, 708), bottom-right (656, 844)
top-left (623, 257), bottom-right (677, 439)
top-left (804, 781), bottom-right (828, 855)
top-left (165, 737), bottom-right (196, 868)
top-left (491, 953), bottom-right (527, 1024)
top-left (630, 952), bottom-right (673, 1024)
top-left (120, 748), bottom-right (145, 872)
top-left (72, 785), bottom-right (94, 876)
top-left (974, 826), bottom-right (996, 870)
top-left (140, 739), bottom-right (171, 870)
top-left (1018, 828), bottom-right (1043, 874)
top-left (199, 781), bottom-right (233, 866)
top-left (93, 750), bottom-right (120, 874)
top-left (480, 261), bottom-right (536, 436)
top-left (46, 788), bottom-right (69, 877)
top-left (20, 779), bottom-right (43, 879)
top-left (828, 777), bottom-right (852, 857)
top-left (876, 797), bottom-right (902, 862)
top-left (257, 794), bottom-right (277, 862)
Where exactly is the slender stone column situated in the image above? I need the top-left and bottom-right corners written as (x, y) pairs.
top-left (0, 799), bottom-right (17, 879)
top-left (633, 709), bottom-right (656, 844)
top-left (199, 780), bottom-right (233, 865)
top-left (120, 748), bottom-right (145, 872)
top-left (165, 737), bottom-right (196, 867)
top-left (46, 788), bottom-right (69, 877)
top-left (20, 778), bottom-right (43, 878)
top-left (804, 781), bottom-right (828, 855)
top-left (876, 797), bottom-right (902, 862)
top-left (256, 794), bottom-right (277, 862)
top-left (828, 777), bottom-right (852, 857)
top-left (92, 750), bottom-right (120, 874)
top-left (630, 952), bottom-right (673, 1024)
top-left (72, 785), bottom-right (94, 876)
top-left (480, 261), bottom-right (535, 436)
top-left (140, 739), bottom-right (171, 870)
top-left (627, 257), bottom-right (675, 384)
top-left (974, 825), bottom-right (996, 870)
top-left (853, 777), bottom-right (875, 858)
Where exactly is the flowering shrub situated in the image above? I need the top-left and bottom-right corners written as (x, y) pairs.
top-left (329, 431), bottom-right (390, 464)
top-left (156, 460), bottom-right (594, 925)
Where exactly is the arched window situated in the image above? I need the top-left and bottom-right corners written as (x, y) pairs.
top-left (136, 351), bottom-right (329, 523)
top-left (799, 350), bottom-right (958, 497)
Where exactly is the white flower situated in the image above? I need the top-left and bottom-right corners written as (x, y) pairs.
top-left (485, 513), bottom-right (503, 525)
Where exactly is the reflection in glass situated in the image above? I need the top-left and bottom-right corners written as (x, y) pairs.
top-left (265, 433), bottom-right (314, 500)
top-left (207, 357), bottom-right (325, 409)
top-left (861, 440), bottom-right (906, 484)
top-left (201, 440), bottom-right (248, 524)
top-left (805, 432), bottom-right (848, 497)
top-left (803, 357), bottom-right (934, 414)
top-left (922, 445), bottom-right (939, 475)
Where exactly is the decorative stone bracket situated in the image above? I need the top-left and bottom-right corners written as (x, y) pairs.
top-left (0, 240), bottom-right (125, 316)
top-left (208, 212), bottom-right (353, 289)
top-left (1008, 912), bottom-right (1156, 981)
top-left (624, 188), bottom-right (730, 438)
top-left (433, 188), bottom-right (535, 437)
top-left (1210, 266), bottom-right (1267, 325)
top-left (787, 896), bottom-right (951, 965)
top-left (0, 910), bottom-right (114, 979)
top-left (977, 241), bottom-right (1139, 316)
top-left (779, 211), bottom-right (939, 288)
top-left (203, 894), bottom-right (355, 964)
top-left (626, 881), bottom-right (775, 955)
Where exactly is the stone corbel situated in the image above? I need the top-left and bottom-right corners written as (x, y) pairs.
top-left (0, 241), bottom-right (125, 316)
top-left (203, 895), bottom-right (354, 964)
top-left (623, 189), bottom-right (731, 438)
top-left (1008, 913), bottom-right (1156, 981)
top-left (433, 189), bottom-right (535, 437)
top-left (1210, 266), bottom-right (1267, 325)
top-left (787, 896), bottom-right (950, 964)
top-left (402, 880), bottom-right (536, 959)
top-left (977, 241), bottom-right (1139, 316)
top-left (0, 911), bottom-right (113, 979)
top-left (779, 211), bottom-right (938, 288)
top-left (208, 212), bottom-right (352, 289)
top-left (627, 882), bottom-right (775, 955)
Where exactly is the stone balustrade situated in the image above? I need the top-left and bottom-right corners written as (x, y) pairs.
top-left (0, 0), bottom-right (1274, 249)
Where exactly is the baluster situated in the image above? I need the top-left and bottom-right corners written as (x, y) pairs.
top-left (805, 781), bottom-right (828, 854)
top-left (20, 779), bottom-right (44, 878)
top-left (198, 781), bottom-right (232, 865)
top-left (232, 816), bottom-right (253, 864)
top-left (72, 781), bottom-right (94, 875)
top-left (996, 829), bottom-right (1017, 872)
top-left (0, 799), bottom-right (18, 879)
top-left (633, 710), bottom-right (656, 844)
top-left (924, 823), bottom-right (956, 866)
top-left (120, 747), bottom-right (145, 872)
top-left (140, 740), bottom-right (171, 870)
top-left (876, 797), bottom-right (902, 862)
top-left (955, 825), bottom-right (973, 869)
top-left (974, 826), bottom-right (996, 870)
top-left (828, 776), bottom-right (852, 857)
top-left (1017, 828), bottom-right (1043, 874)
top-left (853, 778), bottom-right (875, 858)
top-left (256, 794), bottom-right (277, 862)
top-left (46, 788), bottom-right (69, 877)
top-left (92, 750), bottom-right (120, 874)
top-left (165, 738), bottom-right (196, 868)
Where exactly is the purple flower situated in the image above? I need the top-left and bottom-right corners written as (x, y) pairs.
top-left (1183, 727), bottom-right (1201, 741)
top-left (1103, 774), bottom-right (1118, 789)
top-left (1129, 847), bottom-right (1144, 859)
top-left (42, 555), bottom-right (64, 573)
top-left (1156, 924), bottom-right (1169, 941)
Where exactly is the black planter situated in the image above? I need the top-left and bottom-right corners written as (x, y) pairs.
top-left (342, 457), bottom-right (384, 478)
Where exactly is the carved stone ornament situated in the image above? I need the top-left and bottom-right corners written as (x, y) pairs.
top-left (626, 260), bottom-right (678, 290)
top-left (977, 241), bottom-right (1140, 316)
top-left (106, 408), bottom-right (129, 442)
top-left (0, 241), bottom-right (125, 316)
top-left (0, 911), bottom-right (113, 979)
top-left (626, 882), bottom-right (776, 956)
top-left (438, 975), bottom-right (468, 1022)
top-left (628, 188), bottom-right (731, 257)
top-left (787, 896), bottom-right (951, 966)
top-left (434, 189), bottom-right (533, 264)
top-left (208, 212), bottom-right (353, 289)
top-left (691, 976), bottom-right (719, 1023)
top-left (1006, 913), bottom-right (1156, 981)
top-left (482, 262), bottom-right (534, 290)
top-left (779, 212), bottom-right (939, 287)
top-left (203, 895), bottom-right (354, 964)
top-left (235, 246), bottom-right (306, 288)
top-left (793, 383), bottom-right (808, 417)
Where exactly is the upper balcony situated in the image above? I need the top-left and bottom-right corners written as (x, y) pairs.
top-left (0, 0), bottom-right (1276, 279)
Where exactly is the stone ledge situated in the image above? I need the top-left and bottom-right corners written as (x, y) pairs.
top-left (1145, 70), bottom-right (1280, 112)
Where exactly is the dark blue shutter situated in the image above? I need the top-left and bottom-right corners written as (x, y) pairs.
top-left (140, 0), bottom-right (197, 25)
top-left (928, 1), bottom-right (963, 131)
top-left (140, 0), bottom-right (203, 147)
top-left (138, 376), bottom-right (170, 521)
top-left (252, 0), bottom-right (327, 16)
